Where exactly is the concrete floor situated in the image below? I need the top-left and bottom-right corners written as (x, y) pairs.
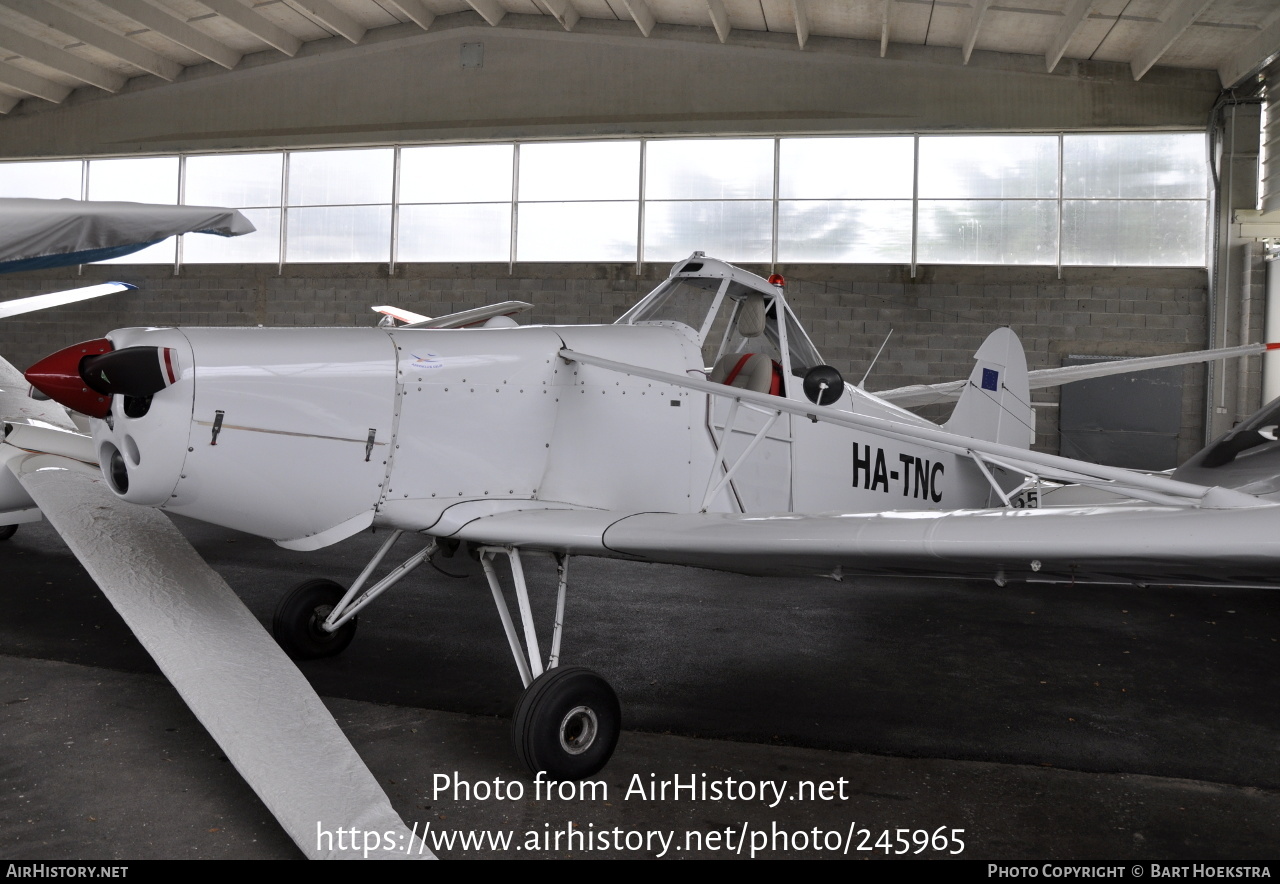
top-left (2, 516), bottom-right (1279, 860)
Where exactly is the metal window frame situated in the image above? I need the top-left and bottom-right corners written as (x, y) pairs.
top-left (0, 132), bottom-right (1212, 272)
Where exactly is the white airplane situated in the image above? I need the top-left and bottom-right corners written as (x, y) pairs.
top-left (12, 250), bottom-right (1280, 802)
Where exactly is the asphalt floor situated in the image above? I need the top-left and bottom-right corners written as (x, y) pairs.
top-left (2, 515), bottom-right (1278, 860)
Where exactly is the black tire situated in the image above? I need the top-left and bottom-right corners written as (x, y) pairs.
top-left (272, 578), bottom-right (357, 660)
top-left (512, 666), bottom-right (620, 780)
top-left (0, 524), bottom-right (16, 541)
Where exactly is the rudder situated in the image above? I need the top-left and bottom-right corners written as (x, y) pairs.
top-left (944, 327), bottom-right (1034, 450)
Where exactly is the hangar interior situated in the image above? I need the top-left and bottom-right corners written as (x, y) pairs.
top-left (3, 1), bottom-right (1280, 860)
top-left (0, 0), bottom-right (1277, 460)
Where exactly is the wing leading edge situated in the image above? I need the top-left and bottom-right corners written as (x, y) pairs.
top-left (434, 502), bottom-right (1280, 587)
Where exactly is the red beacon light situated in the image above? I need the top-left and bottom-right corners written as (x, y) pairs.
top-left (768, 274), bottom-right (786, 287)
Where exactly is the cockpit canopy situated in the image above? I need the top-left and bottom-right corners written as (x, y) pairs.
top-left (616, 253), bottom-right (824, 396)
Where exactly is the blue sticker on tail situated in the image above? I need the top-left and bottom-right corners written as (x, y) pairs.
top-left (981, 368), bottom-right (999, 391)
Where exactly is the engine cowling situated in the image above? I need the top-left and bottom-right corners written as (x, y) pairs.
top-left (29, 327), bottom-right (399, 550)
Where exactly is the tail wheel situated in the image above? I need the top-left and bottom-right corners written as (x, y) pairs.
top-left (0, 525), bottom-right (16, 541)
top-left (512, 666), bottom-right (620, 780)
top-left (272, 578), bottom-right (357, 660)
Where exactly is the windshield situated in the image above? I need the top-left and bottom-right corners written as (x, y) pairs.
top-left (777, 304), bottom-right (823, 378)
top-left (616, 277), bottom-right (725, 343)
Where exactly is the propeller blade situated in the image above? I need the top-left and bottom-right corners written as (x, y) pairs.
top-left (79, 345), bottom-right (176, 398)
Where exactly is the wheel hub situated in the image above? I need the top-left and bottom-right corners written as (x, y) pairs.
top-left (308, 604), bottom-right (336, 639)
top-left (559, 705), bottom-right (598, 755)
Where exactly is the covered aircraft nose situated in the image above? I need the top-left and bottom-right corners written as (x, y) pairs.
top-left (26, 339), bottom-right (178, 418)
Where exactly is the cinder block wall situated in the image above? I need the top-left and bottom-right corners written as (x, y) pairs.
top-left (0, 262), bottom-right (1210, 460)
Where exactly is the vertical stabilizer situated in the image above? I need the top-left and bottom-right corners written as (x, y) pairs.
top-left (944, 327), bottom-right (1034, 449)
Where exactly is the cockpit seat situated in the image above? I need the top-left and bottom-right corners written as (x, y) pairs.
top-left (706, 292), bottom-right (781, 394)
top-left (709, 352), bottom-right (782, 395)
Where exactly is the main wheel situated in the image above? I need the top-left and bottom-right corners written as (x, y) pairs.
top-left (272, 578), bottom-right (357, 660)
top-left (512, 666), bottom-right (620, 780)
top-left (0, 524), bottom-right (16, 541)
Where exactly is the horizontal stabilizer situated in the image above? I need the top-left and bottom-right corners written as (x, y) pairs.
top-left (878, 342), bottom-right (1280, 409)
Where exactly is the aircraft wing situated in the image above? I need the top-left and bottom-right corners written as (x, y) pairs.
top-left (399, 347), bottom-right (1270, 588)
top-left (0, 282), bottom-right (136, 320)
top-left (0, 198), bottom-right (254, 272)
top-left (372, 304), bottom-right (432, 325)
top-left (372, 301), bottom-right (533, 329)
top-left (875, 342), bottom-right (1278, 408)
top-left (432, 501), bottom-right (1280, 586)
top-left (404, 300), bottom-right (533, 329)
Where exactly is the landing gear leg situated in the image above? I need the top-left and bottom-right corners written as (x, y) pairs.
top-left (479, 548), bottom-right (619, 779)
top-left (271, 530), bottom-right (437, 660)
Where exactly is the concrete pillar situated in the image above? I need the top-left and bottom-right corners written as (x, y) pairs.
top-left (1266, 257), bottom-right (1280, 403)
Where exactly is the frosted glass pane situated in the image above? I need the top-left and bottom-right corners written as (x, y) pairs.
top-left (1062, 200), bottom-right (1206, 266)
top-left (286, 205), bottom-right (391, 262)
top-left (400, 144), bottom-right (513, 203)
top-left (518, 142), bottom-right (639, 202)
top-left (185, 153), bottom-right (282, 207)
top-left (0, 160), bottom-right (81, 198)
top-left (1064, 133), bottom-right (1207, 199)
top-left (646, 139), bottom-right (774, 200)
top-left (287, 149), bottom-right (393, 206)
top-left (88, 157), bottom-right (178, 204)
top-left (183, 208), bottom-right (280, 263)
top-left (779, 138), bottom-right (914, 199)
top-left (398, 204), bottom-right (510, 262)
top-left (517, 202), bottom-right (637, 261)
top-left (98, 238), bottom-right (176, 265)
top-left (644, 200), bottom-right (772, 262)
top-left (778, 200), bottom-right (912, 262)
top-left (917, 200), bottom-right (1057, 264)
top-left (918, 136), bottom-right (1057, 198)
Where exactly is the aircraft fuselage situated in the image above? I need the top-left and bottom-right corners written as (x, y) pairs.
top-left (83, 322), bottom-right (992, 551)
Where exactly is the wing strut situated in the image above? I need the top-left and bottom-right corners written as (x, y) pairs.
top-left (560, 347), bottom-right (1264, 510)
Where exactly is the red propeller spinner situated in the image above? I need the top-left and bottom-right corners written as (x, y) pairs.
top-left (26, 339), bottom-right (178, 418)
